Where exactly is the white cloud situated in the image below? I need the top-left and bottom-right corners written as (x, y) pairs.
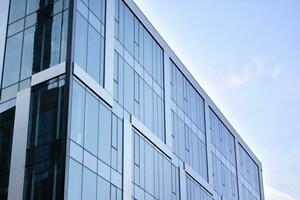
top-left (226, 56), bottom-right (281, 87)
top-left (265, 185), bottom-right (296, 200)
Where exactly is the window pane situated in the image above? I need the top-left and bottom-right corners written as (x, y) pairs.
top-left (71, 81), bottom-right (85, 145)
top-left (124, 7), bottom-right (134, 54)
top-left (9, 0), bottom-right (26, 23)
top-left (82, 167), bottom-right (97, 200)
top-left (0, 108), bottom-right (15, 199)
top-left (87, 25), bottom-right (101, 83)
top-left (98, 103), bottom-right (111, 164)
top-left (97, 176), bottom-right (110, 200)
top-left (67, 159), bottom-right (82, 200)
top-left (2, 32), bottom-right (23, 87)
top-left (21, 26), bottom-right (35, 80)
top-left (75, 12), bottom-right (88, 70)
top-left (85, 92), bottom-right (99, 155)
top-left (123, 62), bottom-right (134, 113)
top-left (41, 13), bottom-right (62, 70)
top-left (144, 83), bottom-right (153, 131)
top-left (144, 31), bottom-right (153, 76)
top-left (89, 0), bottom-right (105, 22)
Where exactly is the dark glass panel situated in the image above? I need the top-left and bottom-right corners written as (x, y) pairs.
top-left (2, 32), bottom-right (23, 88)
top-left (0, 108), bottom-right (15, 199)
top-left (24, 77), bottom-right (65, 200)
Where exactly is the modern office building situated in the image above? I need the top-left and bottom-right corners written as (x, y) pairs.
top-left (0, 0), bottom-right (264, 199)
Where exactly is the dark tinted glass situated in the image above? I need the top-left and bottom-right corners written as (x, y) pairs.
top-left (0, 108), bottom-right (15, 199)
top-left (24, 77), bottom-right (65, 200)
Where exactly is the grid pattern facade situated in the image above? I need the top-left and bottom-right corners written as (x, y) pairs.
top-left (0, 0), bottom-right (264, 200)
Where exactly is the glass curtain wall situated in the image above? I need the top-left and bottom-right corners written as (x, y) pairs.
top-left (0, 107), bottom-right (15, 199)
top-left (24, 76), bottom-right (66, 200)
top-left (1, 0), bottom-right (69, 102)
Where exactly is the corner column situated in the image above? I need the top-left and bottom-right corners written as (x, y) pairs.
top-left (8, 88), bottom-right (31, 200)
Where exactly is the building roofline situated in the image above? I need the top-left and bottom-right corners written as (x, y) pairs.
top-left (124, 0), bottom-right (262, 169)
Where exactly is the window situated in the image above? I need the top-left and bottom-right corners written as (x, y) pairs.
top-left (75, 12), bottom-right (88, 70)
top-left (67, 159), bottom-right (82, 200)
top-left (2, 32), bottom-right (23, 88)
top-left (89, 0), bottom-right (105, 22)
top-left (74, 9), bottom-right (105, 86)
top-left (9, 0), bottom-right (26, 23)
top-left (87, 25), bottom-right (102, 83)
top-left (71, 81), bottom-right (85, 145)
top-left (123, 62), bottom-right (134, 113)
top-left (82, 167), bottom-right (97, 200)
top-left (98, 103), bottom-right (111, 164)
top-left (97, 176), bottom-right (110, 200)
top-left (85, 92), bottom-right (99, 155)
top-left (24, 76), bottom-right (65, 200)
top-left (21, 26), bottom-right (35, 80)
top-left (0, 108), bottom-right (15, 199)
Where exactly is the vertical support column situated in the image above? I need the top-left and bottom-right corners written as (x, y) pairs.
top-left (179, 161), bottom-right (186, 200)
top-left (0, 0), bottom-right (10, 88)
top-left (123, 118), bottom-right (133, 200)
top-left (204, 102), bottom-right (214, 190)
top-left (8, 88), bottom-right (31, 200)
top-left (163, 52), bottom-right (172, 149)
top-left (235, 140), bottom-right (243, 200)
top-left (104, 0), bottom-right (115, 96)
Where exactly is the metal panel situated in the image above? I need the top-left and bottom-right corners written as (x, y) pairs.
top-left (8, 88), bottom-right (31, 200)
top-left (31, 62), bottom-right (66, 86)
top-left (131, 115), bottom-right (172, 159)
top-left (73, 63), bottom-right (113, 107)
top-left (123, 118), bottom-right (132, 200)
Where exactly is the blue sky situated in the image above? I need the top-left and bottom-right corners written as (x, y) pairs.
top-left (133, 0), bottom-right (300, 199)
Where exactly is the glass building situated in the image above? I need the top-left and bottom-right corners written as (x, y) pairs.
top-left (0, 0), bottom-right (264, 199)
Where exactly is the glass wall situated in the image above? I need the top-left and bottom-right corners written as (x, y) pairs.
top-left (186, 176), bottom-right (213, 200)
top-left (114, 0), bottom-right (165, 142)
top-left (132, 130), bottom-right (180, 200)
top-left (74, 0), bottom-right (106, 86)
top-left (1, 0), bottom-right (69, 102)
top-left (0, 107), bottom-right (15, 199)
top-left (239, 144), bottom-right (261, 200)
top-left (170, 60), bottom-right (208, 181)
top-left (171, 111), bottom-right (207, 180)
top-left (24, 76), bottom-right (66, 200)
top-left (209, 109), bottom-right (238, 200)
top-left (67, 79), bottom-right (123, 200)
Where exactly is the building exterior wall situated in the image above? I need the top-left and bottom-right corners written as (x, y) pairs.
top-left (0, 0), bottom-right (264, 199)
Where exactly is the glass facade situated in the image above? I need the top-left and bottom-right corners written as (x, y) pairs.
top-left (1, 0), bottom-right (69, 102)
top-left (24, 76), bottom-right (66, 200)
top-left (0, 0), bottom-right (264, 199)
top-left (67, 79), bottom-right (123, 200)
top-left (114, 0), bottom-right (165, 142)
top-left (170, 60), bottom-right (208, 181)
top-left (210, 109), bottom-right (238, 200)
top-left (0, 107), bottom-right (15, 199)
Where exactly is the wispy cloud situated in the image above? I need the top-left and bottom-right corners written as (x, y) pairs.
top-left (265, 185), bottom-right (296, 200)
top-left (225, 56), bottom-right (282, 87)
